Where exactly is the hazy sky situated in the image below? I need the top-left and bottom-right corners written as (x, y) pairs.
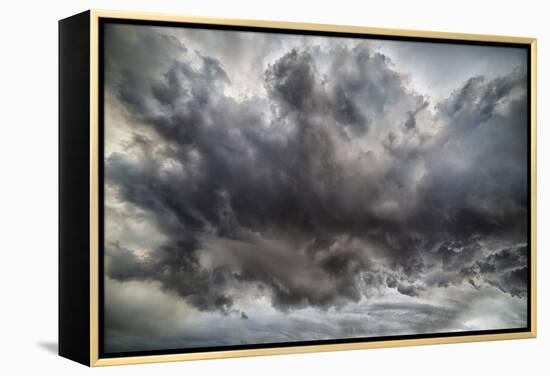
top-left (103, 22), bottom-right (529, 353)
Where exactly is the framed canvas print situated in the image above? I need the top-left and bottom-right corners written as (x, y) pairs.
top-left (58, 10), bottom-right (537, 367)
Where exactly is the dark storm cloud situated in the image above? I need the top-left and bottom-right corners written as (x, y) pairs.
top-left (107, 241), bottom-right (235, 312)
top-left (104, 25), bottom-right (528, 318)
top-left (412, 71), bottom-right (528, 244)
top-left (403, 100), bottom-right (429, 131)
top-left (477, 246), bottom-right (529, 297)
top-left (105, 24), bottom-right (187, 109)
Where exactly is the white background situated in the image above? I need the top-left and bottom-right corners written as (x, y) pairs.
top-left (0, 0), bottom-right (546, 374)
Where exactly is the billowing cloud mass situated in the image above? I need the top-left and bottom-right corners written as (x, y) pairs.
top-left (103, 23), bottom-right (529, 353)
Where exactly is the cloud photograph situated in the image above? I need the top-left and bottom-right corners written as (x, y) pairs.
top-left (102, 22), bottom-right (529, 353)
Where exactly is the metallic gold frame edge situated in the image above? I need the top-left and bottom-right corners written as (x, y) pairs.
top-left (88, 9), bottom-right (537, 367)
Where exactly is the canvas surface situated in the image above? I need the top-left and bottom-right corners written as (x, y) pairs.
top-left (102, 22), bottom-right (529, 353)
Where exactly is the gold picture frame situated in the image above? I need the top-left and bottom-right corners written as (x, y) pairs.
top-left (59, 9), bottom-right (537, 367)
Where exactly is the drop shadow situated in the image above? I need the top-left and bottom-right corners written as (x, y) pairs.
top-left (37, 341), bottom-right (58, 354)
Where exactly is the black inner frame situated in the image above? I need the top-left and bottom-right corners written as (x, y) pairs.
top-left (98, 17), bottom-right (532, 359)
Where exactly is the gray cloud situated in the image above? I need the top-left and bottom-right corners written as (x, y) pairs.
top-left (103, 23), bottom-right (529, 351)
